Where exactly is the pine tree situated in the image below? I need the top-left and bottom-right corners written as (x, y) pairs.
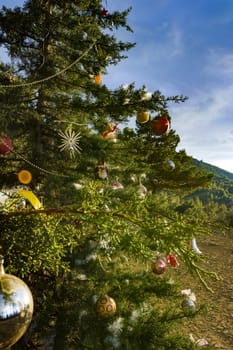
top-left (0, 1), bottom-right (216, 349)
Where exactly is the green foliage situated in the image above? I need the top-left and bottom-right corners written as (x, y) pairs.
top-left (0, 212), bottom-right (79, 277)
top-left (0, 181), bottom-right (217, 349)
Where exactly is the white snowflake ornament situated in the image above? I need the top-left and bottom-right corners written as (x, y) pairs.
top-left (58, 127), bottom-right (82, 158)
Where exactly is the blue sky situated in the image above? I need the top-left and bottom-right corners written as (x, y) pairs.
top-left (2, 0), bottom-right (233, 172)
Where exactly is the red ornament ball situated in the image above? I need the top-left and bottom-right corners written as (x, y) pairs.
top-left (96, 295), bottom-right (116, 318)
top-left (151, 116), bottom-right (170, 136)
top-left (0, 135), bottom-right (13, 155)
top-left (151, 258), bottom-right (166, 275)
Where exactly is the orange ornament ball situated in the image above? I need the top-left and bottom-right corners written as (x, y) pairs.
top-left (17, 170), bottom-right (32, 184)
top-left (136, 111), bottom-right (150, 124)
top-left (151, 116), bottom-right (170, 136)
top-left (96, 295), bottom-right (116, 318)
top-left (94, 74), bottom-right (102, 85)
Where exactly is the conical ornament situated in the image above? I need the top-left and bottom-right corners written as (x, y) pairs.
top-left (0, 257), bottom-right (34, 349)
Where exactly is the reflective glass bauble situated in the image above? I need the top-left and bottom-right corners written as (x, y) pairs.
top-left (0, 260), bottom-right (34, 349)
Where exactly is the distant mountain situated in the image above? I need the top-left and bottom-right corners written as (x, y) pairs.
top-left (192, 158), bottom-right (233, 181)
top-left (181, 158), bottom-right (233, 207)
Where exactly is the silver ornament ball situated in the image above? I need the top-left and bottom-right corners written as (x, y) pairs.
top-left (0, 259), bottom-right (34, 349)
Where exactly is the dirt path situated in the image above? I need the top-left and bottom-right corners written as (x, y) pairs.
top-left (177, 230), bottom-right (233, 349)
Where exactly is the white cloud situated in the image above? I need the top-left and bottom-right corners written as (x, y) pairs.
top-left (167, 25), bottom-right (184, 57)
top-left (171, 81), bottom-right (233, 171)
top-left (205, 49), bottom-right (233, 79)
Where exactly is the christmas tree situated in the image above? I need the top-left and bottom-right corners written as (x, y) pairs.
top-left (0, 1), bottom-right (216, 349)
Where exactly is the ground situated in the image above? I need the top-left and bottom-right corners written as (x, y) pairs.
top-left (176, 229), bottom-right (233, 349)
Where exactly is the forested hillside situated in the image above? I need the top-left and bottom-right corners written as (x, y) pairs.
top-left (174, 159), bottom-right (233, 227)
top-left (187, 159), bottom-right (233, 205)
top-left (192, 159), bottom-right (233, 182)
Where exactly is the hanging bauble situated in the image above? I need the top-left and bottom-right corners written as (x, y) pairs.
top-left (112, 180), bottom-right (124, 190)
top-left (94, 73), bottom-right (102, 85)
top-left (103, 123), bottom-right (114, 133)
top-left (191, 238), bottom-right (202, 254)
top-left (166, 253), bottom-right (179, 267)
top-left (151, 116), bottom-right (170, 136)
top-left (137, 184), bottom-right (147, 198)
top-left (181, 298), bottom-right (196, 312)
top-left (101, 8), bottom-right (109, 16)
top-left (96, 295), bottom-right (116, 318)
top-left (17, 189), bottom-right (42, 210)
top-left (102, 123), bottom-right (118, 142)
top-left (17, 170), bottom-right (32, 185)
top-left (136, 111), bottom-right (150, 124)
top-left (73, 183), bottom-right (84, 190)
top-left (0, 257), bottom-right (34, 349)
top-left (95, 162), bottom-right (108, 180)
top-left (103, 131), bottom-right (117, 142)
top-left (0, 135), bottom-right (13, 155)
top-left (151, 258), bottom-right (166, 275)
top-left (163, 159), bottom-right (175, 172)
top-left (58, 128), bottom-right (82, 158)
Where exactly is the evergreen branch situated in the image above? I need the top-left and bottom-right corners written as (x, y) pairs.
top-left (0, 208), bottom-right (142, 225)
top-left (191, 260), bottom-right (221, 281)
top-left (195, 269), bottom-right (214, 293)
top-left (159, 307), bottom-right (203, 323)
top-left (112, 211), bottom-right (142, 224)
top-left (0, 207), bottom-right (84, 219)
top-left (191, 261), bottom-right (221, 293)
top-left (0, 41), bottom-right (97, 89)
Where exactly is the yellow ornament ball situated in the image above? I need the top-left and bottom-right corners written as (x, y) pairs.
top-left (136, 111), bottom-right (150, 124)
top-left (17, 170), bottom-right (32, 184)
top-left (96, 295), bottom-right (116, 318)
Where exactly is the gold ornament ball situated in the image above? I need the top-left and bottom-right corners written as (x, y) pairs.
top-left (96, 295), bottom-right (116, 318)
top-left (137, 111), bottom-right (150, 124)
top-left (0, 260), bottom-right (34, 349)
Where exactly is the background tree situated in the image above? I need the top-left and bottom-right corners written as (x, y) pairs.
top-left (0, 1), bottom-right (216, 349)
